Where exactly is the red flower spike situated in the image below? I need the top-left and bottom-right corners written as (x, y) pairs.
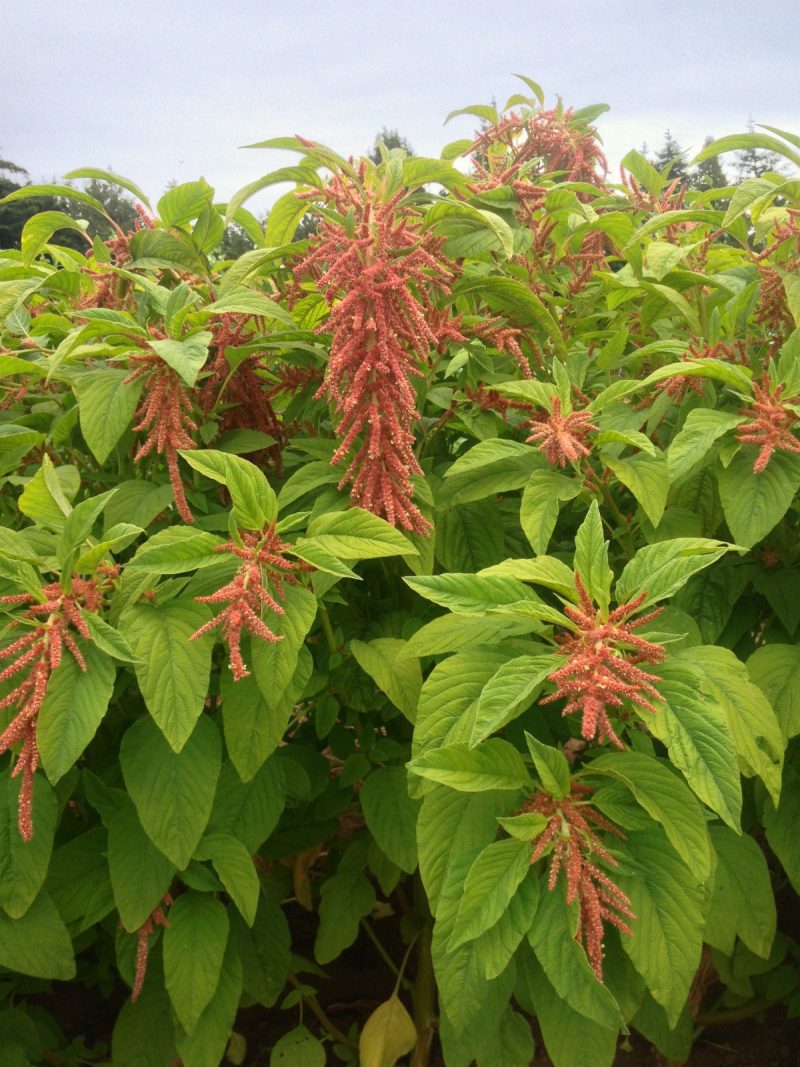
top-left (0, 574), bottom-right (115, 840)
top-left (294, 176), bottom-right (458, 533)
top-left (131, 893), bottom-right (172, 1003)
top-left (526, 397), bottom-right (598, 467)
top-left (736, 378), bottom-right (800, 473)
top-left (524, 782), bottom-right (634, 979)
top-left (125, 352), bottom-right (198, 523)
top-left (541, 575), bottom-right (665, 748)
top-left (189, 524), bottom-right (312, 680)
top-left (656, 339), bottom-right (747, 403)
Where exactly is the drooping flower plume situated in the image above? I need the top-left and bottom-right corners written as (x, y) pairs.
top-left (542, 575), bottom-right (665, 747)
top-left (736, 377), bottom-right (800, 472)
top-left (0, 572), bottom-right (114, 840)
top-left (526, 397), bottom-right (598, 467)
top-left (131, 893), bottom-right (171, 1003)
top-left (189, 524), bottom-right (311, 680)
top-left (294, 165), bottom-right (457, 533)
top-left (524, 781), bottom-right (635, 979)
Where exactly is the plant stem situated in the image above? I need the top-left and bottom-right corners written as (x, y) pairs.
top-left (695, 995), bottom-right (785, 1026)
top-left (318, 605), bottom-right (337, 655)
top-left (360, 917), bottom-right (412, 991)
top-left (287, 974), bottom-right (355, 1051)
top-left (410, 877), bottom-right (436, 1067)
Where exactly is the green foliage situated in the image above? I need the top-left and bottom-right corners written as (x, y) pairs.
top-left (0, 82), bottom-right (798, 1067)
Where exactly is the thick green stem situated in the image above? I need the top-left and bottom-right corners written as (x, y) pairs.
top-left (318, 605), bottom-right (337, 655)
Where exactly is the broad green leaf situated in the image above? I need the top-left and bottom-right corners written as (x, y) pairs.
top-left (405, 572), bottom-right (538, 614)
top-left (435, 500), bottom-right (505, 572)
top-left (0, 425), bottom-right (44, 478)
top-left (194, 834), bottom-right (259, 927)
top-left (224, 165), bottom-right (318, 222)
top-left (528, 885), bottom-right (624, 1029)
top-left (351, 638), bottom-right (422, 720)
top-left (270, 1026), bottom-right (325, 1067)
top-left (471, 654), bottom-right (560, 746)
top-left (476, 1008), bottom-right (534, 1067)
top-left (127, 527), bottom-right (224, 573)
top-left (276, 460), bottom-right (340, 509)
top-left (37, 642), bottom-right (115, 783)
top-left (360, 767), bottom-right (420, 874)
top-left (762, 765), bottom-right (800, 894)
top-left (208, 757), bottom-right (285, 854)
top-left (524, 732), bottom-right (571, 799)
top-left (108, 801), bottom-right (175, 931)
top-left (450, 838), bottom-right (531, 949)
top-left (704, 826), bottom-right (775, 959)
top-left (220, 661), bottom-right (289, 782)
top-left (747, 644), bottom-right (800, 739)
top-left (20, 210), bottom-right (88, 265)
top-left (250, 583), bottom-right (317, 709)
top-left (640, 357), bottom-right (752, 393)
top-left (573, 500), bottom-right (612, 612)
top-left (648, 662), bottom-right (742, 830)
top-left (476, 868), bottom-right (540, 979)
top-left (408, 740), bottom-right (531, 793)
top-left (718, 450), bottom-right (800, 548)
top-left (586, 750), bottom-right (711, 880)
top-left (306, 507), bottom-right (415, 559)
top-left (0, 890), bottom-right (75, 980)
top-left (18, 462), bottom-right (80, 529)
top-left (179, 448), bottom-right (278, 530)
top-left (455, 274), bottom-right (566, 356)
top-left (617, 829), bottom-right (704, 1026)
top-left (359, 994), bottom-right (417, 1067)
top-left (120, 599), bottom-right (215, 752)
top-left (426, 199), bottom-right (515, 258)
top-left (520, 470), bottom-right (582, 553)
top-left (402, 613), bottom-right (538, 657)
top-left (605, 451), bottom-right (669, 527)
top-left (206, 287), bottom-right (295, 326)
top-left (692, 131), bottom-right (800, 169)
top-left (264, 190), bottom-right (312, 245)
top-left (667, 409), bottom-right (744, 482)
top-left (0, 771), bottom-right (57, 918)
top-left (480, 555), bottom-right (577, 598)
top-left (74, 365), bottom-right (142, 463)
top-left (230, 897), bottom-right (290, 1007)
top-left (157, 179), bottom-right (214, 226)
top-left (440, 439), bottom-right (545, 506)
top-left (615, 537), bottom-right (732, 608)
top-left (0, 182), bottom-right (107, 216)
top-left (63, 166), bottom-right (152, 208)
top-left (55, 488), bottom-right (118, 568)
top-left (149, 332), bottom-right (212, 388)
top-left (111, 968), bottom-right (177, 1067)
top-left (314, 868), bottom-right (375, 965)
top-left (175, 940), bottom-right (242, 1067)
top-left (163, 891), bottom-right (229, 1033)
top-left (120, 716), bottom-right (221, 870)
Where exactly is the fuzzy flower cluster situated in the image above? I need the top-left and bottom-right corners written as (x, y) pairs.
top-left (736, 378), bottom-right (800, 473)
top-left (526, 397), bottom-right (598, 467)
top-left (189, 524), bottom-right (311, 680)
top-left (542, 575), bottom-right (665, 748)
top-left (131, 893), bottom-right (172, 1002)
top-left (294, 165), bottom-right (457, 533)
top-left (657, 339), bottom-right (747, 403)
top-left (125, 349), bottom-right (197, 524)
top-left (524, 781), bottom-right (635, 979)
top-left (0, 574), bottom-right (112, 840)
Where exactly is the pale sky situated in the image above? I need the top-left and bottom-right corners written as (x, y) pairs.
top-left (3, 0), bottom-right (799, 216)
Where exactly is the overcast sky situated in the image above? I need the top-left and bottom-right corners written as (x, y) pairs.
top-left (3, 0), bottom-right (799, 216)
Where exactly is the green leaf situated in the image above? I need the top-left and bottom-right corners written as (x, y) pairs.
top-left (402, 614), bottom-right (538, 657)
top-left (408, 740), bottom-right (531, 793)
top-left (194, 834), bottom-right (259, 927)
top-left (350, 638), bottom-right (422, 720)
top-left (648, 662), bottom-right (742, 830)
top-left (525, 732), bottom-right (571, 799)
top-left (667, 409), bottom-right (744, 482)
top-left (120, 599), bottom-right (215, 752)
top-left (763, 766), bottom-right (800, 893)
top-left (127, 527), bottom-right (223, 573)
top-left (617, 829), bottom-right (704, 1027)
top-left (747, 644), bottom-right (800, 739)
top-left (360, 767), bottom-right (420, 874)
top-left (605, 451), bottom-right (670, 527)
top-left (20, 210), bottom-right (88, 265)
top-left (37, 643), bottom-right (115, 784)
top-left (0, 891), bottom-right (75, 980)
top-left (718, 450), bottom-right (800, 548)
top-left (72, 369), bottom-right (144, 464)
top-left (450, 838), bottom-right (531, 949)
top-left (264, 190), bottom-right (312, 245)
top-left (108, 801), bottom-right (175, 932)
top-left (455, 275), bottom-right (566, 356)
top-left (164, 891), bottom-right (229, 1033)
top-left (270, 1026), bottom-right (325, 1067)
top-left (476, 869), bottom-right (540, 979)
top-left (220, 654), bottom-right (295, 782)
top-left (705, 826), bottom-right (776, 959)
top-left (520, 470), bottom-right (582, 553)
top-left (692, 131), bottom-right (800, 170)
top-left (18, 461), bottom-right (79, 529)
top-left (471, 655), bottom-right (560, 746)
top-left (230, 896), bottom-right (290, 1006)
top-left (111, 969), bottom-right (176, 1067)
top-left (63, 166), bottom-right (152, 208)
top-left (573, 500), bottom-right (612, 612)
top-left (615, 537), bottom-right (732, 608)
top-left (175, 940), bottom-right (242, 1067)
top-left (640, 357), bottom-right (752, 393)
top-left (314, 868), bottom-right (375, 965)
top-left (426, 199), bottom-right (514, 258)
top-left (0, 771), bottom-right (57, 918)
top-left (250, 583), bottom-right (316, 713)
top-left (146, 332), bottom-right (211, 388)
top-left (157, 179), bottom-right (214, 226)
top-left (179, 448), bottom-right (278, 529)
top-left (405, 572), bottom-right (538, 614)
top-left (359, 995), bottom-right (417, 1067)
top-left (435, 500), bottom-right (505, 572)
top-left (586, 750), bottom-right (711, 881)
top-left (306, 507), bottom-right (415, 559)
top-left (441, 439), bottom-right (545, 506)
top-left (208, 757), bottom-right (285, 854)
top-left (0, 182), bottom-right (108, 216)
top-left (120, 716), bottom-right (221, 870)
top-left (224, 165), bottom-right (318, 222)
top-left (528, 885), bottom-right (624, 1029)
top-left (206, 287), bottom-right (295, 326)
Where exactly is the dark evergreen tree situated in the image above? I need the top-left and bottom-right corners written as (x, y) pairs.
top-left (652, 130), bottom-right (690, 183)
top-left (369, 128), bottom-right (414, 164)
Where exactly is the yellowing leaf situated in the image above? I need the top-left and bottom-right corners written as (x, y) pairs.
top-left (359, 994), bottom-right (417, 1067)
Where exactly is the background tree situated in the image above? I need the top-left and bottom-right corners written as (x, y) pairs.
top-left (368, 127), bottom-right (414, 164)
top-left (736, 120), bottom-right (786, 179)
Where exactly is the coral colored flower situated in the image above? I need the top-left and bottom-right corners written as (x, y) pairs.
top-left (541, 575), bottom-right (665, 748)
top-left (0, 574), bottom-right (114, 840)
top-left (736, 378), bottom-right (800, 473)
top-left (131, 894), bottom-right (171, 1002)
top-left (189, 524), bottom-right (311, 680)
top-left (524, 781), bottom-right (635, 979)
top-left (125, 351), bottom-right (198, 524)
top-left (657, 340), bottom-right (746, 403)
top-left (526, 397), bottom-right (598, 467)
top-left (294, 167), bottom-right (457, 533)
